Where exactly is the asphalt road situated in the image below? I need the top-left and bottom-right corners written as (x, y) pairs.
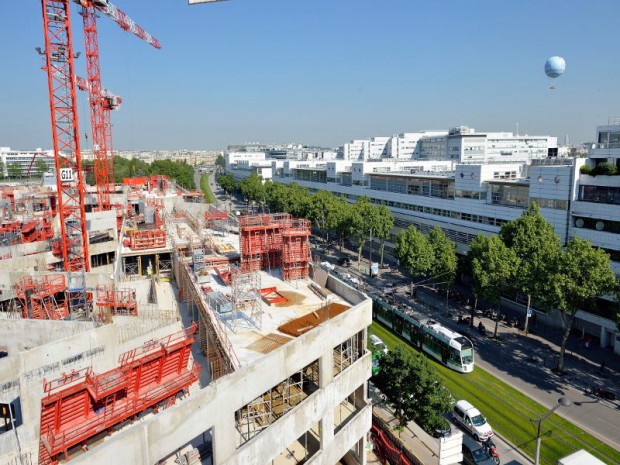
top-left (314, 242), bottom-right (620, 461)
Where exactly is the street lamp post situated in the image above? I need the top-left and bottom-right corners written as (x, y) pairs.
top-left (533, 397), bottom-right (572, 465)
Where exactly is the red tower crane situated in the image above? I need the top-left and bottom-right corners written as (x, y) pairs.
top-left (74, 74), bottom-right (121, 209)
top-left (38, 1), bottom-right (160, 316)
top-left (76, 0), bottom-right (161, 211)
top-left (40, 1), bottom-right (89, 274)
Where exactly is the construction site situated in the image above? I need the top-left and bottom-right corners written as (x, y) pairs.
top-left (0, 2), bottom-right (372, 464)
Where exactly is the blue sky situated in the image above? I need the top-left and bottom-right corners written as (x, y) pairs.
top-left (1, 0), bottom-right (618, 150)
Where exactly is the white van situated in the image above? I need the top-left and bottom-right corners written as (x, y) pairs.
top-left (370, 335), bottom-right (388, 355)
top-left (452, 400), bottom-right (493, 441)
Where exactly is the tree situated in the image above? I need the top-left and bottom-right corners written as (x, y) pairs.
top-left (375, 345), bottom-right (452, 433)
top-left (428, 226), bottom-right (458, 290)
top-left (285, 182), bottom-right (312, 218)
top-left (350, 197), bottom-right (376, 269)
top-left (469, 234), bottom-right (518, 338)
top-left (265, 181), bottom-right (289, 212)
top-left (499, 202), bottom-right (561, 335)
top-left (217, 173), bottom-right (237, 195)
top-left (308, 190), bottom-right (339, 242)
top-left (239, 173), bottom-right (265, 212)
top-left (34, 158), bottom-right (49, 178)
top-left (394, 226), bottom-right (434, 294)
top-left (0, 161), bottom-right (6, 179)
top-left (333, 197), bottom-right (354, 254)
top-left (543, 237), bottom-right (616, 372)
top-left (215, 154), bottom-right (226, 170)
top-left (373, 205), bottom-right (394, 267)
top-left (7, 162), bottom-right (22, 179)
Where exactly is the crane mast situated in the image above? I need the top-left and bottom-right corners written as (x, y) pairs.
top-left (81, 4), bottom-right (111, 210)
top-left (76, 0), bottom-right (160, 211)
top-left (40, 0), bottom-right (90, 314)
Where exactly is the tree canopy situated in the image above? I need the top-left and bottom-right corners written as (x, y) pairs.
top-left (499, 202), bottom-right (561, 332)
top-left (428, 226), bottom-right (458, 290)
top-left (34, 159), bottom-right (49, 178)
top-left (469, 234), bottom-right (518, 337)
top-left (394, 226), bottom-right (434, 279)
top-left (543, 237), bottom-right (616, 371)
top-left (112, 156), bottom-right (196, 189)
top-left (375, 345), bottom-right (452, 433)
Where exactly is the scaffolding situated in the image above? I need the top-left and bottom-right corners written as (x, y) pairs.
top-left (38, 324), bottom-right (199, 465)
top-left (231, 268), bottom-right (262, 331)
top-left (15, 274), bottom-right (69, 320)
top-left (204, 209), bottom-right (228, 230)
top-left (129, 229), bottom-right (167, 250)
top-left (95, 286), bottom-right (138, 320)
top-left (281, 219), bottom-right (311, 281)
top-left (234, 360), bottom-right (319, 446)
top-left (176, 260), bottom-right (239, 380)
top-left (239, 213), bottom-right (290, 273)
top-left (238, 214), bottom-right (311, 280)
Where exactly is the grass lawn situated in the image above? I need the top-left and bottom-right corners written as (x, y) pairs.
top-left (370, 322), bottom-right (620, 465)
top-left (200, 173), bottom-right (217, 203)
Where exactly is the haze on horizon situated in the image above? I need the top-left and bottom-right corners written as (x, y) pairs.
top-left (1, 0), bottom-right (618, 151)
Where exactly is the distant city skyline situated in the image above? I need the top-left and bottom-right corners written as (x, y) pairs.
top-left (1, 0), bottom-right (618, 151)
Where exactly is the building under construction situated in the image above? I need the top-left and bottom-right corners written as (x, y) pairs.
top-left (2, 2), bottom-right (371, 463)
top-left (0, 180), bottom-right (372, 465)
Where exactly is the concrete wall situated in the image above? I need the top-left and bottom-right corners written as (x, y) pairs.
top-left (0, 319), bottom-right (97, 355)
top-left (70, 298), bottom-right (372, 465)
top-left (0, 321), bottom-right (183, 464)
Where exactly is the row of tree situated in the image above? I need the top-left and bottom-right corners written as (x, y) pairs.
top-left (83, 156), bottom-right (196, 189)
top-left (219, 173), bottom-right (396, 268)
top-left (0, 160), bottom-right (49, 179)
top-left (393, 202), bottom-right (617, 372)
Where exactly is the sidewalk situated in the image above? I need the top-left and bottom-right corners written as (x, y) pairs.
top-left (410, 287), bottom-right (620, 452)
top-left (415, 286), bottom-right (620, 404)
top-left (368, 382), bottom-right (440, 465)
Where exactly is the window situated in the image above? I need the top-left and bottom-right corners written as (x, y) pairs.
top-left (491, 184), bottom-right (528, 208)
top-left (580, 186), bottom-right (620, 205)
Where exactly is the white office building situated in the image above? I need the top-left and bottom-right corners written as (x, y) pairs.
top-left (226, 124), bottom-right (620, 353)
top-left (0, 147), bottom-right (55, 177)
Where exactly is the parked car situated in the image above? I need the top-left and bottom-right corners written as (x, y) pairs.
top-left (461, 435), bottom-right (497, 465)
top-left (452, 400), bottom-right (494, 441)
top-left (320, 261), bottom-right (335, 271)
top-left (369, 335), bottom-right (388, 355)
top-left (431, 418), bottom-right (452, 438)
top-left (338, 257), bottom-right (351, 267)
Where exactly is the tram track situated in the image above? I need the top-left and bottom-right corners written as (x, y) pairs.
top-left (370, 320), bottom-right (620, 465)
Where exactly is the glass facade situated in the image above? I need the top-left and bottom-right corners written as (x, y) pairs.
top-left (456, 190), bottom-right (487, 200)
top-left (370, 175), bottom-right (455, 199)
top-left (529, 197), bottom-right (568, 210)
top-left (490, 184), bottom-right (529, 208)
top-left (341, 173), bottom-right (352, 187)
top-left (294, 169), bottom-right (326, 183)
top-left (598, 130), bottom-right (620, 149)
top-left (580, 185), bottom-right (620, 205)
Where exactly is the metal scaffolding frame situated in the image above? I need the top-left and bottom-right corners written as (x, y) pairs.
top-left (235, 359), bottom-right (319, 446)
top-left (333, 330), bottom-right (364, 377)
top-left (231, 268), bottom-right (262, 331)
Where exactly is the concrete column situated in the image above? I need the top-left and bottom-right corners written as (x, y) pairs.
top-left (212, 419), bottom-right (237, 464)
top-left (319, 353), bottom-right (333, 388)
top-left (320, 416), bottom-right (334, 449)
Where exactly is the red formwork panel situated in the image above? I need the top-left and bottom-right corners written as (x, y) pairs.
top-left (282, 219), bottom-right (311, 281)
top-left (239, 214), bottom-right (311, 278)
top-left (96, 286), bottom-right (138, 316)
top-left (15, 274), bottom-right (68, 320)
top-left (38, 324), bottom-right (200, 465)
top-left (129, 229), bottom-right (166, 250)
